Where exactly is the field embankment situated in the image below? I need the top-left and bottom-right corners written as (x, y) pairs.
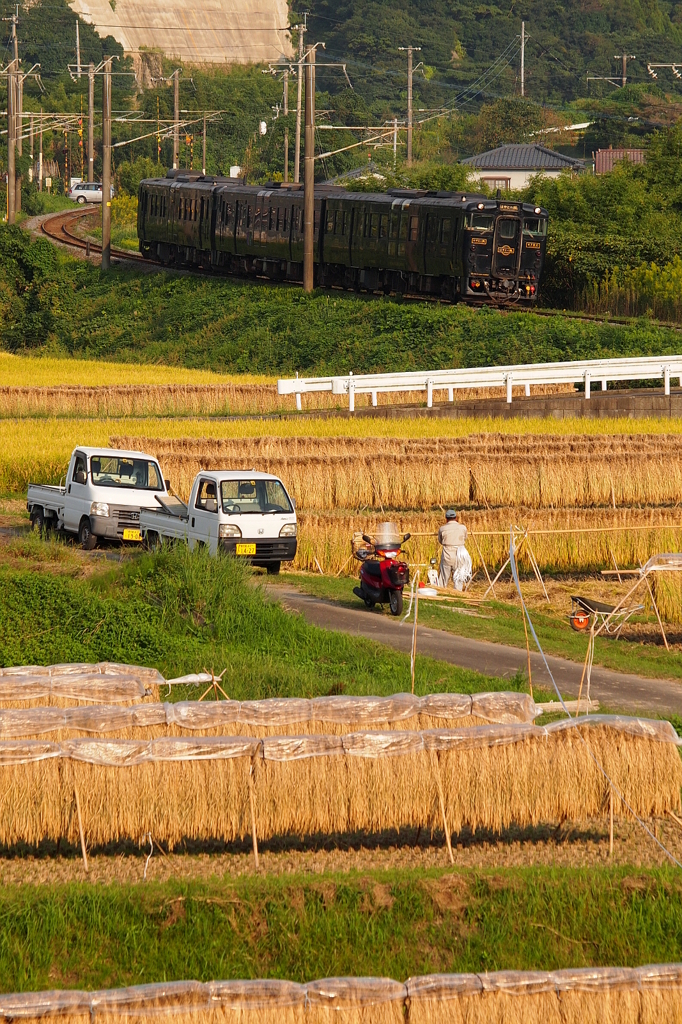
top-left (3, 228), bottom-right (682, 374)
top-left (0, 868), bottom-right (681, 988)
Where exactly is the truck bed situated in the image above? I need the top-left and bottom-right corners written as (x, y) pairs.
top-left (27, 483), bottom-right (66, 508)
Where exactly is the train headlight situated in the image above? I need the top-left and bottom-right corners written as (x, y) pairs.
top-left (477, 202), bottom-right (484, 209)
top-left (534, 207), bottom-right (541, 214)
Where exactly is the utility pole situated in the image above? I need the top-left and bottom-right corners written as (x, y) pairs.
top-left (303, 41), bottom-right (315, 292)
top-left (614, 53), bottom-right (635, 88)
top-left (294, 16), bottom-right (305, 183)
top-left (399, 46), bottom-right (420, 166)
top-left (76, 20), bottom-right (81, 78)
top-left (393, 117), bottom-right (397, 167)
top-left (520, 21), bottom-right (525, 97)
top-left (38, 106), bottom-right (42, 191)
top-left (88, 62), bottom-right (94, 181)
top-left (283, 68), bottom-right (289, 182)
top-left (101, 57), bottom-right (112, 270)
top-left (173, 68), bottom-right (179, 168)
top-left (7, 61), bottom-right (15, 223)
top-left (202, 112), bottom-right (206, 174)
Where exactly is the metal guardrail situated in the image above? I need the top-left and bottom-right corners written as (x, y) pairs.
top-left (277, 355), bottom-right (682, 411)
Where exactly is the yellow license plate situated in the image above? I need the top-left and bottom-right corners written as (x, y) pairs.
top-left (236, 542), bottom-right (256, 555)
top-left (123, 529), bottom-right (142, 542)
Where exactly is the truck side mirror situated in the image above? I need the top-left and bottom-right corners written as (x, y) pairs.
top-left (165, 480), bottom-right (171, 491)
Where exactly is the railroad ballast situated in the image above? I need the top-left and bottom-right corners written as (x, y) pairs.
top-left (137, 169), bottom-right (548, 304)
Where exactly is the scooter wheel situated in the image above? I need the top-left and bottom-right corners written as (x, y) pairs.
top-left (389, 590), bottom-right (403, 616)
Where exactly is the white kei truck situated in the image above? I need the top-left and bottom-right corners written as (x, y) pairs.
top-left (139, 470), bottom-right (297, 573)
top-left (26, 447), bottom-right (170, 549)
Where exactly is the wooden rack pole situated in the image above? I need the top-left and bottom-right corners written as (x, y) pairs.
top-left (431, 751), bottom-right (454, 865)
top-left (248, 761), bottom-right (260, 870)
top-left (74, 784), bottom-right (88, 873)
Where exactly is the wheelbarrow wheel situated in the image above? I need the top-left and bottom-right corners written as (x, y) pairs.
top-left (570, 610), bottom-right (591, 632)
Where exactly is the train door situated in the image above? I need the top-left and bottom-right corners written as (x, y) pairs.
top-left (403, 205), bottom-right (422, 274)
top-left (492, 217), bottom-right (521, 278)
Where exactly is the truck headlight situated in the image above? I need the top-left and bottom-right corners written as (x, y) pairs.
top-left (279, 523), bottom-right (297, 537)
top-left (90, 501), bottom-right (110, 517)
top-left (219, 524), bottom-right (242, 538)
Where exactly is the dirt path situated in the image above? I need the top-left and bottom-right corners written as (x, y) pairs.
top-left (267, 585), bottom-right (682, 716)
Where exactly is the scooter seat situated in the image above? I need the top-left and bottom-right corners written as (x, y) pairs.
top-left (364, 560), bottom-right (382, 578)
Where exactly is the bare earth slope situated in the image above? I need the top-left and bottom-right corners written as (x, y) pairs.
top-left (69, 0), bottom-right (291, 64)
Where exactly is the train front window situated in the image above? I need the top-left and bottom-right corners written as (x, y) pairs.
top-left (469, 214), bottom-right (494, 230)
top-left (497, 219), bottom-right (518, 239)
top-left (523, 218), bottom-right (547, 237)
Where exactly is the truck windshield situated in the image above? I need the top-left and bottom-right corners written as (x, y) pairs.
top-left (221, 478), bottom-right (292, 513)
top-left (90, 456), bottom-right (164, 490)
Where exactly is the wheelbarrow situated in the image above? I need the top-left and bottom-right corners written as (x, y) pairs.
top-left (569, 594), bottom-right (643, 636)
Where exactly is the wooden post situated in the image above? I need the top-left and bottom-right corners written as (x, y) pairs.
top-left (430, 750), bottom-right (454, 864)
top-left (521, 604), bottom-right (533, 700)
top-left (74, 783), bottom-right (89, 872)
top-left (248, 761), bottom-right (260, 870)
top-left (410, 583), bottom-right (419, 694)
top-left (644, 573), bottom-right (669, 651)
top-left (609, 785), bottom-right (614, 858)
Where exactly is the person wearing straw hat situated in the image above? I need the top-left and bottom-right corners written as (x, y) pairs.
top-left (438, 509), bottom-right (472, 591)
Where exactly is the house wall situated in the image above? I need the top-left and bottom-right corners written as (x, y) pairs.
top-left (472, 169), bottom-right (563, 190)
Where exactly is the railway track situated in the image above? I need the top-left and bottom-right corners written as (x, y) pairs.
top-left (40, 207), bottom-right (151, 264)
top-left (37, 209), bottom-right (682, 332)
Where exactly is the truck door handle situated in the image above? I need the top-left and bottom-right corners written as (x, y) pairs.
top-left (192, 517), bottom-right (195, 528)
top-left (68, 485), bottom-right (71, 493)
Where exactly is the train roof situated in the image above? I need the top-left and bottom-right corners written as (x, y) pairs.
top-left (139, 175), bottom-right (548, 215)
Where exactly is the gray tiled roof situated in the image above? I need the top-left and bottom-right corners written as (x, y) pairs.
top-left (461, 144), bottom-right (583, 170)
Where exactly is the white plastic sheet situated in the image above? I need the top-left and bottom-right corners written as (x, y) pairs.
top-left (2, 967), bottom-right (682, 1020)
top-left (0, 714), bottom-right (671, 766)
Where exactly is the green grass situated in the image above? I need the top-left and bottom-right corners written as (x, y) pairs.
top-left (0, 545), bottom-right (515, 699)
top-left (3, 226), bottom-right (682, 374)
top-left (1, 867), bottom-right (682, 990)
top-left (274, 573), bottom-right (682, 685)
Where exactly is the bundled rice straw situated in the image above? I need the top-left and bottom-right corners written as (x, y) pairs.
top-left (113, 432), bottom-right (682, 512)
top-left (2, 967), bottom-right (682, 1024)
top-left (0, 692), bottom-right (537, 740)
top-left (0, 664), bottom-right (162, 707)
top-left (0, 717), bottom-right (675, 849)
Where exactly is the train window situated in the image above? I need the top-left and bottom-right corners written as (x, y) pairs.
top-left (441, 219), bottom-right (451, 244)
top-left (408, 216), bottom-right (419, 242)
top-left (378, 215), bottom-right (386, 239)
top-left (498, 219), bottom-right (517, 239)
top-left (246, 206), bottom-right (252, 229)
top-left (363, 212), bottom-right (370, 238)
top-left (283, 207), bottom-right (288, 232)
top-left (276, 208), bottom-right (281, 231)
top-left (371, 214), bottom-right (378, 239)
top-left (326, 209), bottom-right (335, 233)
top-left (469, 213), bottom-right (493, 230)
top-left (523, 218), bottom-right (546, 237)
top-left (341, 211), bottom-right (347, 235)
top-left (427, 217), bottom-right (439, 243)
top-left (314, 209), bottom-right (320, 233)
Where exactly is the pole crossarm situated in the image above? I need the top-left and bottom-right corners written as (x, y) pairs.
top-left (278, 354), bottom-right (682, 410)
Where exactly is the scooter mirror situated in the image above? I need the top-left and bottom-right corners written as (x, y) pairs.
top-left (403, 533), bottom-right (411, 541)
top-left (362, 534), bottom-right (373, 544)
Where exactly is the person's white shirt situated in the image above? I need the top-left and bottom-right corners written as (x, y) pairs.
top-left (438, 520), bottom-right (467, 562)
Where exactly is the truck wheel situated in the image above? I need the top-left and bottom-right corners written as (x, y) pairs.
top-left (266, 562), bottom-right (281, 575)
top-left (389, 590), bottom-right (403, 616)
top-left (31, 509), bottom-right (44, 534)
top-left (78, 518), bottom-right (97, 551)
top-left (145, 531), bottom-right (161, 552)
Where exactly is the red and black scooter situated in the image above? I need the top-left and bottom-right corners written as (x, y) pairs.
top-left (353, 525), bottom-right (410, 615)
